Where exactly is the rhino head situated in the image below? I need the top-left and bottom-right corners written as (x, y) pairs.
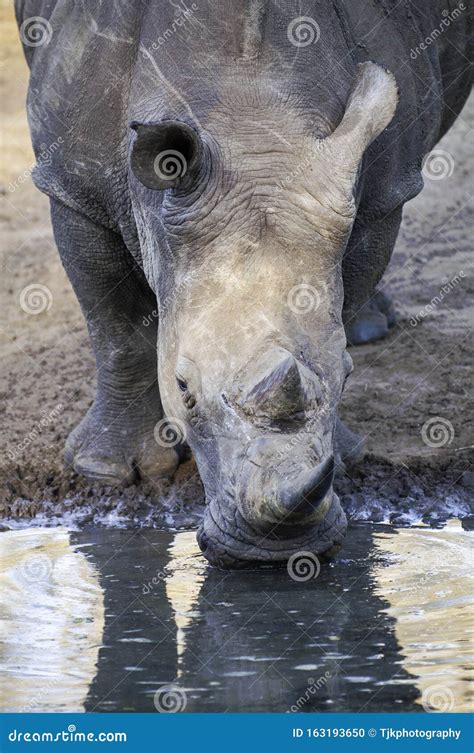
top-left (130, 62), bottom-right (398, 567)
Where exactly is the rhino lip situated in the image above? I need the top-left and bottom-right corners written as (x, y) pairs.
top-left (197, 492), bottom-right (348, 569)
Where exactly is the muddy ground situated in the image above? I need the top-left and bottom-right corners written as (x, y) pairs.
top-left (1, 4), bottom-right (472, 529)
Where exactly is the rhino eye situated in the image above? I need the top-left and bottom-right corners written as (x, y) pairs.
top-left (176, 377), bottom-right (188, 393)
top-left (175, 356), bottom-right (201, 400)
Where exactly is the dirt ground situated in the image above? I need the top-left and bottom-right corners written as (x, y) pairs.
top-left (1, 3), bottom-right (472, 528)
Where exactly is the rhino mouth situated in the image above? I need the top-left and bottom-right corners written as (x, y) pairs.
top-left (197, 492), bottom-right (348, 569)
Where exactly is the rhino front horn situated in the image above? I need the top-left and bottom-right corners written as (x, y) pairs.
top-left (236, 346), bottom-right (321, 419)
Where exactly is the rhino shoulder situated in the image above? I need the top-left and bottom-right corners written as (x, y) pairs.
top-left (19, 0), bottom-right (140, 233)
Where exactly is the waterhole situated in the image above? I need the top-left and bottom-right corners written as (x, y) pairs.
top-left (0, 521), bottom-right (472, 713)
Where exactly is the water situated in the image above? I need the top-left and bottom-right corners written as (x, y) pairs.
top-left (0, 522), bottom-right (472, 713)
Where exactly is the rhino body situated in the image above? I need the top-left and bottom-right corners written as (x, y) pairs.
top-left (16, 0), bottom-right (472, 566)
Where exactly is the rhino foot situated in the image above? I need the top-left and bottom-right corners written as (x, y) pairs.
top-left (346, 290), bottom-right (396, 345)
top-left (64, 399), bottom-right (180, 486)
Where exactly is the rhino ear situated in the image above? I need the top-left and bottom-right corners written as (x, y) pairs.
top-left (327, 62), bottom-right (398, 168)
top-left (130, 121), bottom-right (202, 190)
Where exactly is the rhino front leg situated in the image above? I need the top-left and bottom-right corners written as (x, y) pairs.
top-left (342, 207), bottom-right (403, 345)
top-left (50, 200), bottom-right (179, 485)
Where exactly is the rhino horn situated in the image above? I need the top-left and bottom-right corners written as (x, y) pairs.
top-left (276, 456), bottom-right (335, 522)
top-left (236, 347), bottom-right (321, 419)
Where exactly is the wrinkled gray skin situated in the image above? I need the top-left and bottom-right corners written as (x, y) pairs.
top-left (17, 0), bottom-right (472, 566)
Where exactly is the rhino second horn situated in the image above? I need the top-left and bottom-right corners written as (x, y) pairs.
top-left (237, 347), bottom-right (319, 419)
top-left (276, 456), bottom-right (335, 522)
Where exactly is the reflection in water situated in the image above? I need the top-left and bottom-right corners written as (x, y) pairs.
top-left (173, 529), bottom-right (418, 713)
top-left (373, 520), bottom-right (474, 712)
top-left (83, 526), bottom-right (420, 712)
top-left (0, 528), bottom-right (104, 712)
top-left (0, 523), bottom-right (472, 712)
top-left (165, 532), bottom-right (206, 678)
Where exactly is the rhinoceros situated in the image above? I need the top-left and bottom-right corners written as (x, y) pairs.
top-left (16, 0), bottom-right (472, 566)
